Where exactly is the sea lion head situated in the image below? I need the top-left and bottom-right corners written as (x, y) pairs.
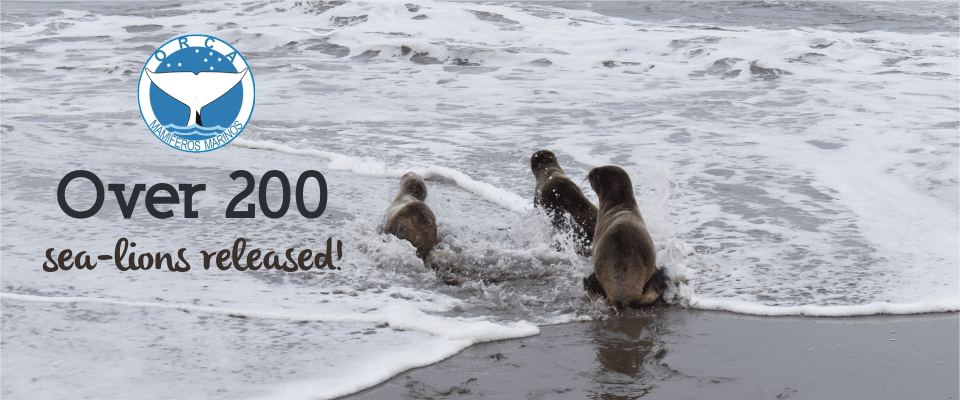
top-left (588, 165), bottom-right (636, 207)
top-left (398, 172), bottom-right (428, 201)
top-left (530, 150), bottom-right (562, 177)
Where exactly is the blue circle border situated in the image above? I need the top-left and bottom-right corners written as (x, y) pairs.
top-left (137, 34), bottom-right (256, 153)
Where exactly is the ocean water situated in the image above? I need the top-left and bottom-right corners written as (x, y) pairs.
top-left (1, 1), bottom-right (957, 399)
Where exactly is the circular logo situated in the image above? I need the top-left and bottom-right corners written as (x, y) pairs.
top-left (138, 35), bottom-right (255, 152)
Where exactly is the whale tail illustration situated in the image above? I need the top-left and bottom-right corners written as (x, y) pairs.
top-left (187, 97), bottom-right (204, 127)
top-left (145, 68), bottom-right (248, 127)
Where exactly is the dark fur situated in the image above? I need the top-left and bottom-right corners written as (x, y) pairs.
top-left (587, 165), bottom-right (665, 308)
top-left (384, 173), bottom-right (438, 259)
top-left (530, 150), bottom-right (598, 251)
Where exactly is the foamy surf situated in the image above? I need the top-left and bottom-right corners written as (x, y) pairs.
top-left (232, 138), bottom-right (532, 214)
top-left (0, 293), bottom-right (538, 342)
top-left (2, 292), bottom-right (538, 400)
top-left (231, 138), bottom-right (957, 318)
top-left (690, 296), bottom-right (960, 317)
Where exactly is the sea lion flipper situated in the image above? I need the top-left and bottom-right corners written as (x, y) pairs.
top-left (638, 268), bottom-right (667, 306)
top-left (583, 272), bottom-right (606, 301)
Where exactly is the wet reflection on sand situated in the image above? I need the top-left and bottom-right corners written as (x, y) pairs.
top-left (589, 310), bottom-right (680, 399)
top-left (345, 309), bottom-right (958, 399)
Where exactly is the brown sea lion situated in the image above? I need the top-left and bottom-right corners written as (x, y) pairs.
top-left (384, 172), bottom-right (438, 260)
top-left (530, 150), bottom-right (598, 251)
top-left (586, 165), bottom-right (665, 308)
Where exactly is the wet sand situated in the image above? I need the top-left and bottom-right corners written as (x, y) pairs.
top-left (345, 308), bottom-right (959, 399)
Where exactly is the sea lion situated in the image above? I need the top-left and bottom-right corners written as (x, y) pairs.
top-left (586, 165), bottom-right (666, 308)
top-left (384, 172), bottom-right (438, 260)
top-left (530, 150), bottom-right (598, 251)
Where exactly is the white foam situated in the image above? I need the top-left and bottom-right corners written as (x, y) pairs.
top-left (1, 292), bottom-right (538, 342)
top-left (257, 339), bottom-right (474, 400)
top-left (2, 293), bottom-right (538, 400)
top-left (690, 295), bottom-right (960, 316)
top-left (232, 138), bottom-right (532, 214)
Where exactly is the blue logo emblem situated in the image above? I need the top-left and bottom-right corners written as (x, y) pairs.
top-left (138, 35), bottom-right (255, 152)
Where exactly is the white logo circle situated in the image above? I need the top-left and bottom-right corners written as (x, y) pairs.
top-left (138, 35), bottom-right (255, 152)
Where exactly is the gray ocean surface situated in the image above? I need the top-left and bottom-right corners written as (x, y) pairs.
top-left (11, 1), bottom-right (953, 32)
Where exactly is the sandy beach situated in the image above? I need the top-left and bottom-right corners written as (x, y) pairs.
top-left (347, 308), bottom-right (959, 399)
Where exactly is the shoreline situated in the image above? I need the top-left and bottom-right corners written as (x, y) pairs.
top-left (345, 308), bottom-right (960, 399)
top-left (687, 296), bottom-right (960, 316)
